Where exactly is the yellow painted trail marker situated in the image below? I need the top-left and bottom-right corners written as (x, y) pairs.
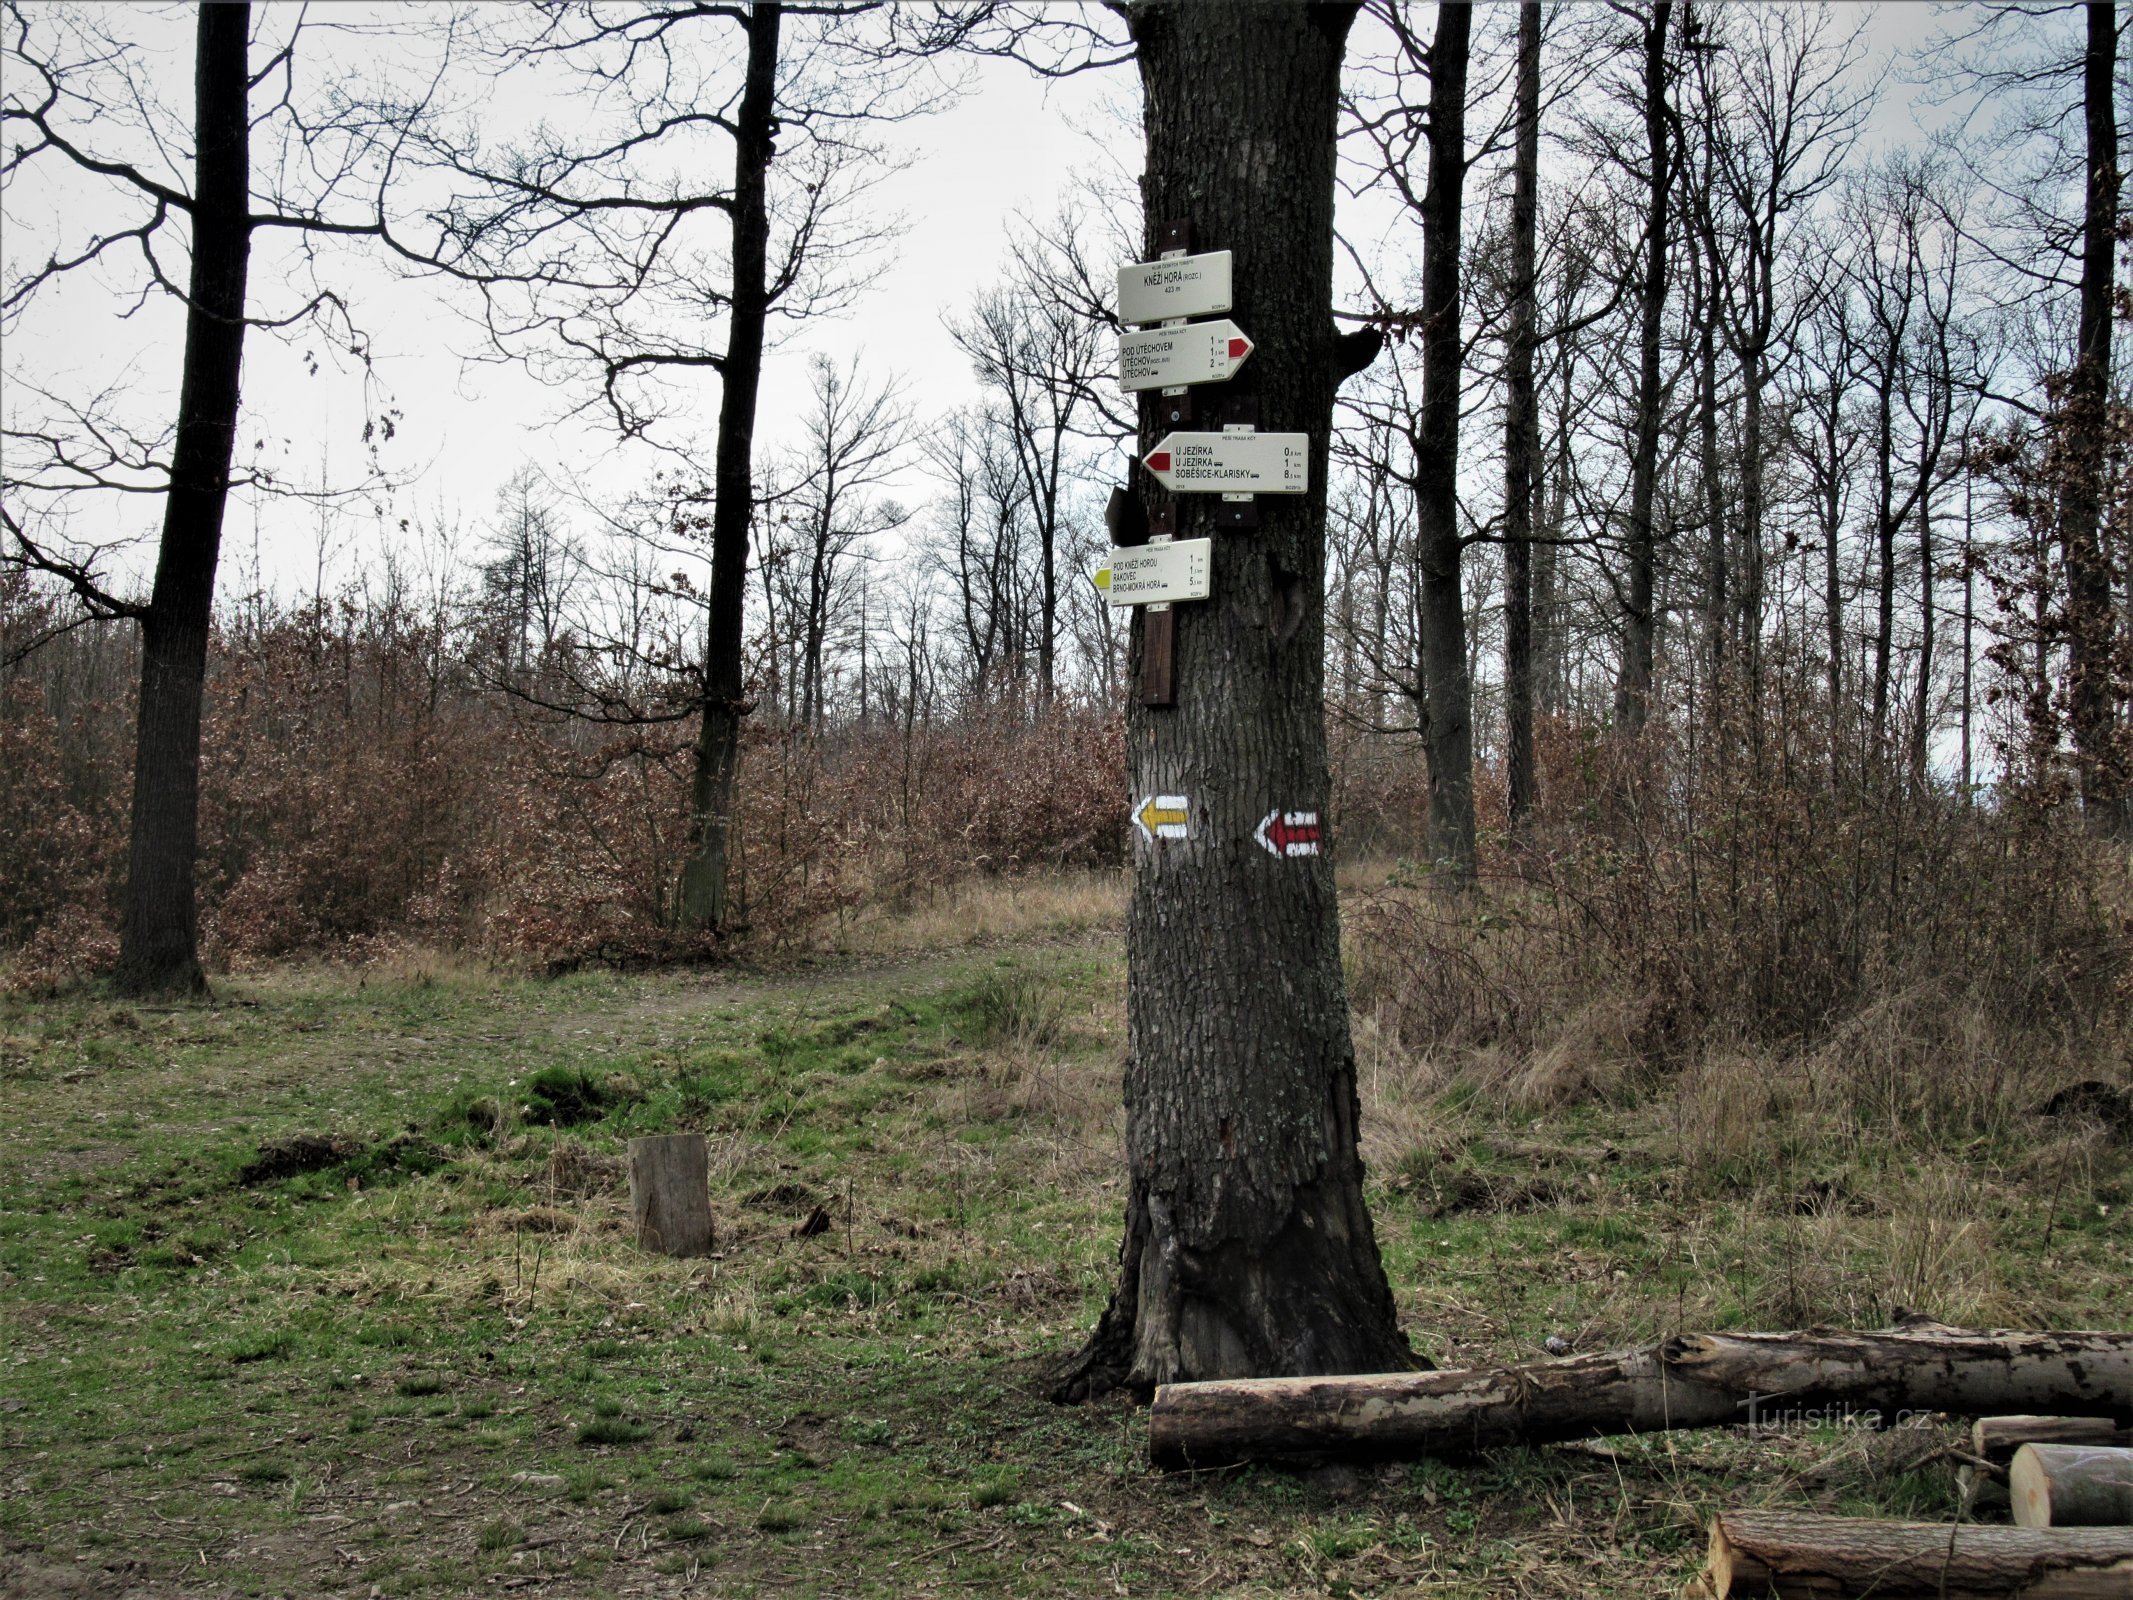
top-left (1133, 793), bottom-right (1190, 842)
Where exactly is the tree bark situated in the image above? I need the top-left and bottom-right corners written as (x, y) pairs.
top-left (1052, 0), bottom-right (1411, 1402)
top-left (1699, 1512), bottom-right (2133, 1599)
top-left (2062, 1), bottom-right (2125, 836)
top-left (2012, 1445), bottom-right (2133, 1528)
top-left (1615, 1), bottom-right (1671, 735)
top-left (114, 3), bottom-right (254, 997)
top-left (1502, 1), bottom-right (1542, 828)
top-left (677, 1), bottom-right (779, 931)
top-left (1146, 1324), bottom-right (2133, 1467)
top-left (1414, 3), bottom-right (1476, 877)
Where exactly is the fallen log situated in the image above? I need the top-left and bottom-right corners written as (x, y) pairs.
top-left (1978, 1416), bottom-right (2133, 1463)
top-left (1699, 1511), bottom-right (2133, 1599)
top-left (1147, 1324), bottom-right (2133, 1468)
top-left (2013, 1444), bottom-right (2133, 1528)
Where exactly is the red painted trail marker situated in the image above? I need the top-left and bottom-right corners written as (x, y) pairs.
top-left (1254, 809), bottom-right (1322, 858)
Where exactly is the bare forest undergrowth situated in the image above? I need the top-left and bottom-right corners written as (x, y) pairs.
top-left (4, 869), bottom-right (2130, 1599)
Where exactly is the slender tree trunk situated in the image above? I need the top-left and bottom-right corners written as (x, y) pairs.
top-left (1503, 1), bottom-right (1542, 828)
top-left (1054, 0), bottom-right (1411, 1402)
top-left (1737, 356), bottom-right (1765, 685)
top-left (1696, 260), bottom-right (1726, 690)
top-left (1961, 471), bottom-right (1974, 802)
top-left (2063, 1), bottom-right (2125, 834)
top-left (1820, 376), bottom-right (1844, 724)
top-left (1872, 375), bottom-right (1897, 750)
top-left (1617, 2), bottom-right (1671, 734)
top-left (1415, 3), bottom-right (1476, 877)
top-left (1911, 466), bottom-right (1934, 782)
top-left (114, 3), bottom-right (254, 997)
top-left (1539, 353), bottom-right (1574, 716)
top-left (677, 2), bottom-right (779, 930)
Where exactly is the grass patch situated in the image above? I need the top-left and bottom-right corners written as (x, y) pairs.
top-left (576, 1417), bottom-right (649, 1447)
top-left (0, 924), bottom-right (2122, 1598)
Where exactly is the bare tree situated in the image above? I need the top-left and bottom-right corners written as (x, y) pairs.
top-left (1679, 2), bottom-right (1866, 688)
top-left (1501, 0), bottom-right (1543, 820)
top-left (1609, 0), bottom-right (1673, 733)
top-left (2, 3), bottom-right (439, 993)
top-left (771, 354), bottom-right (910, 732)
top-left (949, 263), bottom-right (1110, 706)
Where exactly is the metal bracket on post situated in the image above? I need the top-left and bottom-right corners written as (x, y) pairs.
top-left (1140, 501), bottom-right (1178, 708)
top-left (1217, 392), bottom-right (1259, 527)
top-left (1138, 218), bottom-right (1194, 711)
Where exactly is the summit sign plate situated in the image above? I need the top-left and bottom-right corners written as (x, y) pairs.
top-left (1118, 250), bottom-right (1233, 325)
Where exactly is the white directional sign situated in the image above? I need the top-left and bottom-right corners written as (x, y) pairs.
top-left (1142, 432), bottom-right (1309, 495)
top-left (1117, 250), bottom-right (1233, 325)
top-left (1094, 538), bottom-right (1212, 607)
top-left (1119, 321), bottom-right (1255, 393)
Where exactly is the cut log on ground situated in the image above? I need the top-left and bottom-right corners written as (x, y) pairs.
top-left (1699, 1511), bottom-right (2133, 1598)
top-left (1958, 1463), bottom-right (2011, 1515)
top-left (1979, 1416), bottom-right (2133, 1463)
top-left (626, 1134), bottom-right (714, 1257)
top-left (1147, 1324), bottom-right (2133, 1468)
top-left (2013, 1444), bottom-right (2133, 1528)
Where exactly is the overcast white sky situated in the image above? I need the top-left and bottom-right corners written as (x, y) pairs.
top-left (3, 3), bottom-right (1967, 602)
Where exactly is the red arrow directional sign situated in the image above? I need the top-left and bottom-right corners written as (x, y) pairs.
top-left (1254, 809), bottom-right (1322, 858)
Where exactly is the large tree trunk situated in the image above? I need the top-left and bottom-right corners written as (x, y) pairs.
top-left (1502, 1), bottom-right (1541, 828)
top-left (1415, 3), bottom-right (1476, 878)
top-left (677, 1), bottom-right (779, 931)
top-left (1698, 1512), bottom-right (2133, 1599)
top-left (1052, 0), bottom-right (1411, 1402)
top-left (114, 3), bottom-right (254, 998)
top-left (1147, 1323), bottom-right (2133, 1466)
top-left (2062, 1), bottom-right (2125, 836)
top-left (1614, 1), bottom-right (1671, 735)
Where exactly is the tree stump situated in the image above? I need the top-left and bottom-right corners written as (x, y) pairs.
top-left (2013, 1444), bottom-right (2133, 1528)
top-left (627, 1134), bottom-right (713, 1257)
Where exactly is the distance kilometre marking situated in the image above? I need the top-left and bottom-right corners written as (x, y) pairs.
top-left (1133, 794), bottom-right (1190, 842)
top-left (1255, 809), bottom-right (1322, 858)
top-left (1093, 538), bottom-right (1212, 607)
top-left (1117, 249), bottom-right (1233, 325)
top-left (1119, 320), bottom-right (1255, 393)
top-left (1143, 432), bottom-right (1309, 495)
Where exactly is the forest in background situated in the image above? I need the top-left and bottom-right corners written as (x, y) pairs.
top-left (4, 2), bottom-right (2129, 1079)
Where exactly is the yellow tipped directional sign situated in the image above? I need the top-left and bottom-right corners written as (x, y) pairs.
top-left (1133, 793), bottom-right (1190, 842)
top-left (1119, 320), bottom-right (1255, 393)
top-left (1143, 432), bottom-right (1309, 494)
top-left (1117, 250), bottom-right (1233, 325)
top-left (1096, 538), bottom-right (1211, 607)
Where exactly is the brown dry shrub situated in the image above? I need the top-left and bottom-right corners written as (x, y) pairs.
top-left (2, 575), bottom-right (1127, 972)
top-left (1352, 702), bottom-right (2131, 1142)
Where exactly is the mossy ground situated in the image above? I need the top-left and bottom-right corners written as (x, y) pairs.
top-left (2, 909), bottom-right (2127, 1597)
